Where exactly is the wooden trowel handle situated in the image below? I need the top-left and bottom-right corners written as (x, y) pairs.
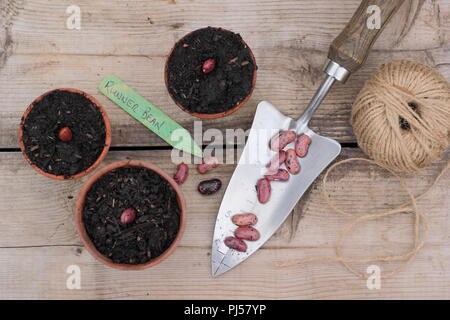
top-left (328, 0), bottom-right (405, 75)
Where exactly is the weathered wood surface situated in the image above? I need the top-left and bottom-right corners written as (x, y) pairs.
top-left (1, 0), bottom-right (449, 147)
top-left (0, 149), bottom-right (449, 299)
top-left (0, 0), bottom-right (449, 300)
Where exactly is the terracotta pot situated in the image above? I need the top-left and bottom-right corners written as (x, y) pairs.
top-left (165, 27), bottom-right (257, 119)
top-left (18, 88), bottom-right (111, 180)
top-left (75, 160), bottom-right (186, 270)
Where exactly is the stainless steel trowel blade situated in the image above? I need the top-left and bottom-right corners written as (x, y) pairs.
top-left (211, 101), bottom-right (341, 276)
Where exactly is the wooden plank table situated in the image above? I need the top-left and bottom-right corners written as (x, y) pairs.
top-left (0, 0), bottom-right (449, 299)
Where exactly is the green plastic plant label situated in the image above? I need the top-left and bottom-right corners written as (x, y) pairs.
top-left (99, 75), bottom-right (202, 158)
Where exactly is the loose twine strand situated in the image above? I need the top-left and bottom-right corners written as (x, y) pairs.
top-left (276, 158), bottom-right (449, 279)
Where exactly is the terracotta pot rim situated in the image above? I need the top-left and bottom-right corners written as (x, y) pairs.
top-left (164, 26), bottom-right (257, 119)
top-left (18, 88), bottom-right (112, 180)
top-left (75, 160), bottom-right (186, 270)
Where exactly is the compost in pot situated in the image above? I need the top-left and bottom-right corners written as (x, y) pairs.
top-left (82, 166), bottom-right (181, 265)
top-left (21, 89), bottom-right (107, 178)
top-left (166, 27), bottom-right (256, 116)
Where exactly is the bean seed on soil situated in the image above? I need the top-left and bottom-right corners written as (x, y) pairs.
top-left (197, 156), bottom-right (219, 174)
top-left (234, 226), bottom-right (260, 241)
top-left (231, 213), bottom-right (258, 226)
top-left (265, 168), bottom-right (290, 181)
top-left (173, 162), bottom-right (189, 185)
top-left (257, 178), bottom-right (271, 203)
top-left (295, 134), bottom-right (311, 158)
top-left (198, 178), bottom-right (222, 195)
top-left (58, 126), bottom-right (73, 142)
top-left (120, 208), bottom-right (136, 225)
top-left (285, 149), bottom-right (300, 174)
top-left (270, 130), bottom-right (296, 152)
top-left (224, 236), bottom-right (247, 252)
top-left (202, 58), bottom-right (216, 74)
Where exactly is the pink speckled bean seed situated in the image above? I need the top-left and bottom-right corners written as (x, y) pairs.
top-left (265, 168), bottom-right (290, 181)
top-left (266, 150), bottom-right (286, 174)
top-left (285, 149), bottom-right (300, 174)
top-left (202, 58), bottom-right (216, 74)
top-left (232, 213), bottom-right (258, 226)
top-left (295, 134), bottom-right (311, 158)
top-left (120, 208), bottom-right (136, 225)
top-left (270, 131), bottom-right (296, 152)
top-left (197, 156), bottom-right (219, 174)
top-left (173, 162), bottom-right (189, 185)
top-left (224, 236), bottom-right (247, 252)
top-left (234, 226), bottom-right (260, 241)
top-left (257, 178), bottom-right (271, 203)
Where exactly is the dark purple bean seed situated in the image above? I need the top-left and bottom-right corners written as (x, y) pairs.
top-left (198, 178), bottom-right (222, 195)
top-left (224, 236), bottom-right (247, 252)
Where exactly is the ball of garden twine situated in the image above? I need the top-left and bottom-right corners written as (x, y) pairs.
top-left (351, 60), bottom-right (450, 173)
top-left (276, 60), bottom-right (450, 279)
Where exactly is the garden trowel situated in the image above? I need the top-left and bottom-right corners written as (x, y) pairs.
top-left (212, 0), bottom-right (405, 276)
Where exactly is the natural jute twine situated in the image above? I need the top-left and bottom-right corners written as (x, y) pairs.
top-left (277, 61), bottom-right (450, 279)
top-left (352, 60), bottom-right (450, 173)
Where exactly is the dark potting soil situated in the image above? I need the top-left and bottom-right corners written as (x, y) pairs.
top-left (21, 90), bottom-right (106, 178)
top-left (83, 167), bottom-right (180, 265)
top-left (166, 27), bottom-right (256, 114)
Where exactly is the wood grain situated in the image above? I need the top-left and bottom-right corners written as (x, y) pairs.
top-left (328, 0), bottom-right (406, 73)
top-left (0, 0), bottom-right (449, 300)
top-left (1, 50), bottom-right (449, 148)
top-left (0, 149), bottom-right (448, 299)
top-left (4, 0), bottom-right (447, 55)
top-left (1, 0), bottom-right (449, 148)
top-left (1, 245), bottom-right (449, 299)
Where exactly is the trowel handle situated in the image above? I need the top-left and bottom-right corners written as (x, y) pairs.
top-left (328, 0), bottom-right (405, 76)
top-left (297, 0), bottom-right (405, 125)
